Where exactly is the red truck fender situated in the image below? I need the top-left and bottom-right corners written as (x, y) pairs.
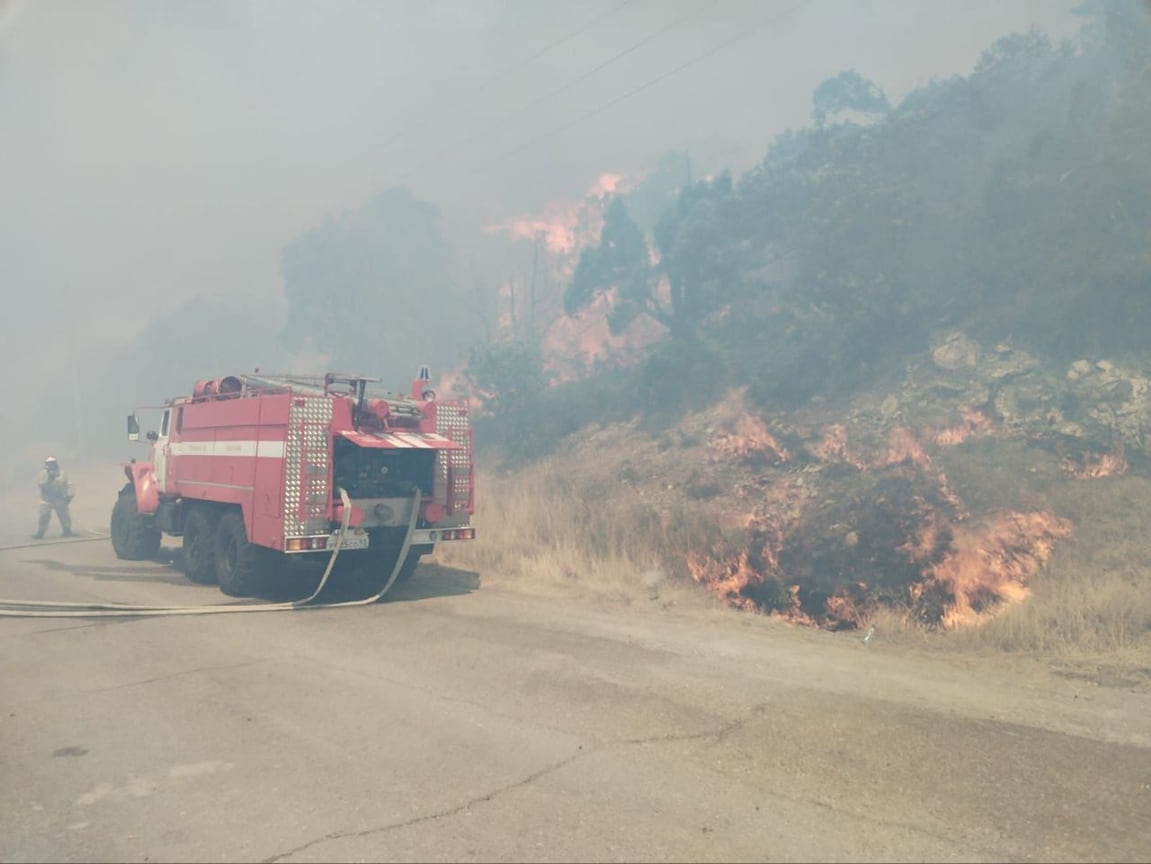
top-left (122, 462), bottom-right (159, 515)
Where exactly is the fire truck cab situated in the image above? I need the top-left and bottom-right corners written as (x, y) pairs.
top-left (112, 370), bottom-right (474, 597)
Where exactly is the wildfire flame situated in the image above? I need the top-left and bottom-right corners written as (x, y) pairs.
top-left (1062, 442), bottom-right (1128, 479)
top-left (542, 288), bottom-right (664, 382)
top-left (935, 407), bottom-right (994, 447)
top-left (485, 173), bottom-right (625, 261)
top-left (922, 511), bottom-right (1072, 628)
top-left (688, 413), bottom-right (1069, 629)
top-left (687, 477), bottom-right (810, 620)
top-left (883, 426), bottom-right (933, 469)
top-left (686, 549), bottom-right (762, 612)
top-left (810, 424), bottom-right (867, 469)
top-left (710, 415), bottom-right (790, 463)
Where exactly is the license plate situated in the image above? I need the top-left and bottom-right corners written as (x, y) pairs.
top-left (331, 530), bottom-right (370, 550)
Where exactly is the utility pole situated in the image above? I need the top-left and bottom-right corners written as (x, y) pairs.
top-left (506, 271), bottom-right (519, 341)
top-left (68, 319), bottom-right (85, 458)
top-left (527, 231), bottom-right (541, 346)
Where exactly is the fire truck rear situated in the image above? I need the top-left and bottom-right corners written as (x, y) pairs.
top-left (111, 369), bottom-right (474, 597)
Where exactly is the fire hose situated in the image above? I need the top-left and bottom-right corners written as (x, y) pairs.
top-left (0, 488), bottom-right (419, 618)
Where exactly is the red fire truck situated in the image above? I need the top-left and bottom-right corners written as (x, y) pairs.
top-left (112, 369), bottom-right (474, 597)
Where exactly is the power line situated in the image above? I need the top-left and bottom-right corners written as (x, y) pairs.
top-left (372, 0), bottom-right (640, 155)
top-left (483, 0), bottom-right (719, 133)
top-left (384, 0), bottom-right (721, 186)
top-left (475, 0), bottom-right (640, 95)
top-left (488, 0), bottom-right (815, 173)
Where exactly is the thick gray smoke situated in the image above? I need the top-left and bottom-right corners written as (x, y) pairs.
top-left (0, 0), bottom-right (1083, 524)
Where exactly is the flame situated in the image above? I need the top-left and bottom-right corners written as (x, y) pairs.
top-left (810, 424), bottom-right (867, 469)
top-left (935, 407), bottom-right (994, 447)
top-left (883, 426), bottom-right (933, 468)
top-left (922, 511), bottom-right (1072, 628)
top-left (823, 583), bottom-right (872, 630)
top-left (687, 477), bottom-right (809, 619)
top-left (711, 415), bottom-right (790, 462)
top-left (541, 288), bottom-right (664, 383)
top-left (486, 173), bottom-right (625, 261)
top-left (689, 415), bottom-right (1070, 629)
top-left (686, 549), bottom-right (761, 612)
top-left (1062, 442), bottom-right (1128, 479)
top-left (484, 171), bottom-right (670, 383)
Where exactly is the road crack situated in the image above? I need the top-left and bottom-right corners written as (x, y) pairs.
top-left (260, 750), bottom-right (589, 863)
top-left (259, 703), bottom-right (774, 862)
top-left (87, 659), bottom-right (268, 694)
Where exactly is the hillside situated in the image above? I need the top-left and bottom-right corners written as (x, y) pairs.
top-left (443, 333), bottom-right (1151, 663)
top-left (442, 4), bottom-right (1151, 657)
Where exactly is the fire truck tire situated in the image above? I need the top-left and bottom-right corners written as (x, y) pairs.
top-left (182, 507), bottom-right (218, 585)
top-left (365, 547), bottom-right (423, 585)
top-left (110, 484), bottom-right (161, 561)
top-left (215, 511), bottom-right (266, 597)
top-left (395, 550), bottom-right (425, 584)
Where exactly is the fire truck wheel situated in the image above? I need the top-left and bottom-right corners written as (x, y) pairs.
top-left (215, 510), bottom-right (266, 597)
top-left (110, 484), bottom-right (161, 561)
top-left (366, 548), bottom-right (422, 586)
top-left (395, 551), bottom-right (423, 584)
top-left (182, 507), bottom-right (218, 585)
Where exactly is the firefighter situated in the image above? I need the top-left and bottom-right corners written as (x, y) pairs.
top-left (32, 457), bottom-right (74, 539)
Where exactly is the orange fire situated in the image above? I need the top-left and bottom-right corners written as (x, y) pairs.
top-left (542, 288), bottom-right (664, 382)
top-left (810, 424), bottom-right (867, 469)
top-left (935, 407), bottom-right (994, 447)
top-left (686, 549), bottom-right (761, 612)
top-left (922, 511), bottom-right (1072, 628)
top-left (1062, 442), bottom-right (1128, 479)
top-left (689, 409), bottom-right (1070, 629)
top-left (688, 477), bottom-right (809, 618)
top-left (711, 415), bottom-right (790, 463)
top-left (485, 172), bottom-right (625, 264)
top-left (883, 426), bottom-right (933, 469)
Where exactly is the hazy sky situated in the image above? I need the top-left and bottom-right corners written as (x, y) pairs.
top-left (0, 0), bottom-right (1082, 394)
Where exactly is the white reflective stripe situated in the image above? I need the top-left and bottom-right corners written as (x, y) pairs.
top-left (169, 441), bottom-right (212, 456)
top-left (168, 440), bottom-right (285, 458)
top-left (215, 441), bottom-right (257, 457)
top-left (256, 440), bottom-right (285, 458)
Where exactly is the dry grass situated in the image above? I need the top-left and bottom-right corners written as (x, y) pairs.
top-left (441, 458), bottom-right (1151, 670)
top-left (854, 474), bottom-right (1151, 670)
top-left (937, 474), bottom-right (1151, 658)
top-left (435, 466), bottom-right (722, 610)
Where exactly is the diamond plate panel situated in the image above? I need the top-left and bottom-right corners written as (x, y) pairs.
top-left (284, 397), bottom-right (333, 538)
top-left (435, 402), bottom-right (472, 516)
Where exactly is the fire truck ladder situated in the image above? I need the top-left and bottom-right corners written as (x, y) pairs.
top-left (0, 489), bottom-right (419, 618)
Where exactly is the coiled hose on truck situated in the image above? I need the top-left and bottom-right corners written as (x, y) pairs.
top-left (0, 488), bottom-right (419, 618)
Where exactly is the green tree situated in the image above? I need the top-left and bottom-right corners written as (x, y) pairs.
top-left (564, 197), bottom-right (655, 334)
top-left (811, 69), bottom-right (890, 128)
top-left (565, 177), bottom-right (742, 342)
top-left (463, 340), bottom-right (550, 419)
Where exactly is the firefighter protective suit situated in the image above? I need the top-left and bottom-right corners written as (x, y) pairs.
top-left (34, 459), bottom-right (74, 538)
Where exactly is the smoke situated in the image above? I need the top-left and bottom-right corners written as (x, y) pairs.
top-left (0, 0), bottom-right (1085, 497)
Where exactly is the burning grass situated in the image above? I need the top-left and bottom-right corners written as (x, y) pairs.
top-left (710, 415), bottom-right (789, 463)
top-left (437, 390), bottom-right (1151, 663)
top-left (911, 511), bottom-right (1072, 629)
top-left (1061, 442), bottom-right (1129, 479)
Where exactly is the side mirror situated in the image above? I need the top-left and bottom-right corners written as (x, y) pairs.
top-left (146, 430), bottom-right (159, 442)
top-left (127, 414), bottom-right (140, 442)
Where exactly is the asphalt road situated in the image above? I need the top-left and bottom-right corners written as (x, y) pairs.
top-left (1, 540), bottom-right (1149, 863)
